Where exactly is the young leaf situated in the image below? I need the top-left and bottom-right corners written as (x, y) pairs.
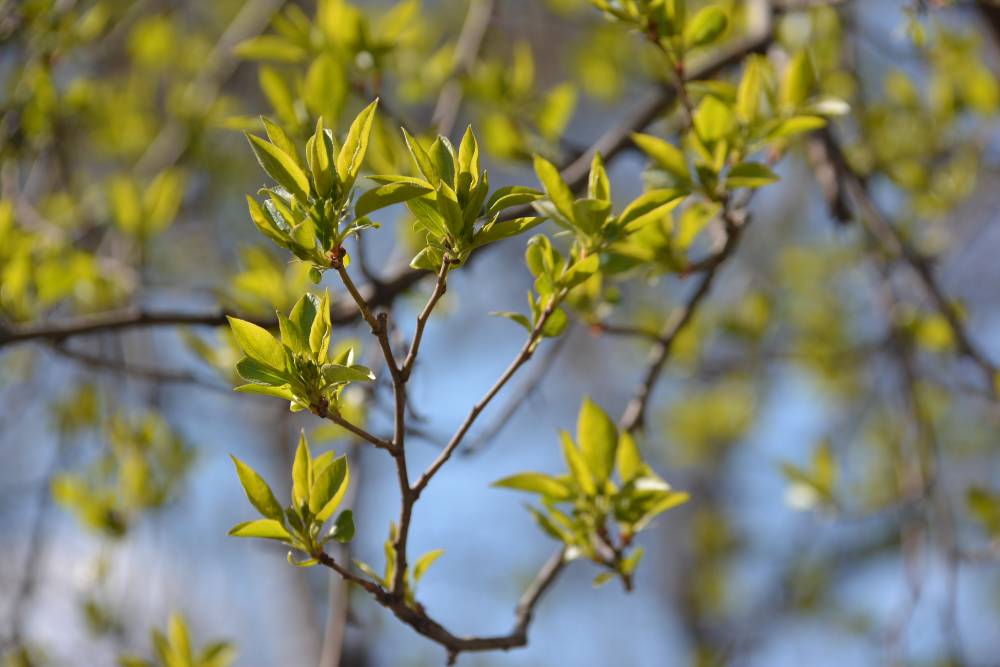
top-left (532, 155), bottom-right (576, 224)
top-left (781, 50), bottom-right (814, 110)
top-left (684, 6), bottom-right (728, 48)
top-left (413, 549), bottom-right (444, 583)
top-left (560, 431), bottom-right (596, 496)
top-left (355, 181), bottom-right (433, 218)
top-left (308, 116), bottom-right (336, 196)
top-left (493, 472), bottom-right (574, 500)
top-left (231, 456), bottom-right (284, 520)
top-left (631, 133), bottom-right (690, 185)
top-left (329, 509), bottom-right (355, 543)
top-left (616, 431), bottom-right (645, 483)
top-left (246, 133), bottom-right (310, 202)
top-left (311, 455), bottom-right (349, 521)
top-left (577, 398), bottom-right (618, 486)
top-left (291, 430), bottom-right (312, 507)
top-left (458, 125), bottom-right (480, 180)
top-left (228, 519), bottom-right (292, 540)
top-left (336, 99), bottom-right (379, 188)
top-left (228, 317), bottom-right (286, 371)
top-left (727, 162), bottom-right (779, 189)
top-left (401, 128), bottom-right (439, 183)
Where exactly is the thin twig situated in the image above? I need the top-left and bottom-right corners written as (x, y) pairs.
top-left (411, 288), bottom-right (570, 498)
top-left (431, 0), bottom-right (495, 137)
top-left (620, 207), bottom-right (748, 433)
top-left (401, 259), bottom-right (451, 380)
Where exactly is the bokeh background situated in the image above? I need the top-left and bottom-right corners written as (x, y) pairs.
top-left (3, 1), bottom-right (1000, 666)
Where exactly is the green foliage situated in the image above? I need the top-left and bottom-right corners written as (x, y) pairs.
top-left (52, 413), bottom-right (193, 538)
top-left (494, 399), bottom-right (687, 588)
top-left (117, 614), bottom-right (236, 667)
top-left (244, 102), bottom-right (380, 272)
top-left (229, 431), bottom-right (354, 566)
top-left (367, 125), bottom-right (545, 270)
top-left (227, 292), bottom-right (374, 414)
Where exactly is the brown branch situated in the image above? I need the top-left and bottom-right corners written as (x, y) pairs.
top-left (320, 409), bottom-right (394, 452)
top-left (47, 342), bottom-right (229, 392)
top-left (811, 129), bottom-right (997, 395)
top-left (461, 326), bottom-right (573, 456)
top-left (620, 207), bottom-right (749, 433)
top-left (401, 259), bottom-right (451, 381)
top-left (411, 288), bottom-right (570, 498)
top-left (317, 547), bottom-right (565, 665)
top-left (431, 0), bottom-right (495, 137)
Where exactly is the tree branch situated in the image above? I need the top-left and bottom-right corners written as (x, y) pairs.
top-left (411, 288), bottom-right (570, 498)
top-left (810, 128), bottom-right (997, 395)
top-left (317, 547), bottom-right (565, 665)
top-left (620, 206), bottom-right (749, 433)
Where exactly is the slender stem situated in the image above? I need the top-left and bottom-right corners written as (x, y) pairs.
top-left (401, 259), bottom-right (451, 380)
top-left (323, 411), bottom-right (394, 452)
top-left (316, 547), bottom-right (565, 664)
top-left (412, 288), bottom-right (569, 498)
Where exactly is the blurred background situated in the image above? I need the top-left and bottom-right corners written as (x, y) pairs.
top-left (2, 0), bottom-right (1000, 665)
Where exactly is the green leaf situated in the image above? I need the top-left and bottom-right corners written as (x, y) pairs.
top-left (261, 117), bottom-right (299, 167)
top-left (616, 431), bottom-right (645, 483)
top-left (233, 384), bottom-right (295, 400)
top-left (277, 313), bottom-right (307, 356)
top-left (290, 294), bottom-right (319, 344)
top-left (401, 128), bottom-right (439, 183)
top-left (560, 431), bottom-right (596, 495)
top-left (768, 115), bottom-right (826, 139)
top-left (684, 6), bottom-right (728, 48)
top-left (736, 55), bottom-right (766, 124)
top-left (474, 216), bottom-right (545, 248)
top-left (231, 456), bottom-right (284, 520)
top-left (292, 430), bottom-right (312, 508)
top-left (168, 614), bottom-right (192, 665)
top-left (577, 398), bottom-right (618, 486)
top-left (228, 518), bottom-right (292, 540)
top-left (246, 133), bottom-right (311, 202)
top-left (727, 162), bottom-right (779, 189)
top-left (458, 125), bottom-right (480, 180)
top-left (412, 548), bottom-right (444, 583)
top-left (336, 99), bottom-right (379, 189)
top-left (329, 509), bottom-right (355, 543)
top-left (310, 454), bottom-right (349, 521)
top-left (532, 155), bottom-right (576, 224)
top-left (355, 181), bottom-right (433, 218)
top-left (631, 133), bottom-right (690, 185)
top-left (228, 317), bottom-right (286, 371)
top-left (309, 291), bottom-right (332, 360)
top-left (304, 54), bottom-right (347, 129)
top-left (693, 95), bottom-right (736, 142)
top-left (235, 357), bottom-right (287, 386)
top-left (592, 571), bottom-right (616, 588)
top-left (234, 35), bottom-right (307, 62)
top-left (587, 152), bottom-right (611, 203)
top-left (781, 50), bottom-right (814, 110)
top-left (429, 137), bottom-right (457, 189)
top-left (617, 189), bottom-right (686, 232)
top-left (307, 117), bottom-right (336, 197)
top-left (247, 195), bottom-right (287, 244)
top-left (322, 364), bottom-right (375, 384)
top-left (493, 472), bottom-right (574, 500)
top-left (485, 186), bottom-right (544, 217)
top-left (492, 310), bottom-right (532, 332)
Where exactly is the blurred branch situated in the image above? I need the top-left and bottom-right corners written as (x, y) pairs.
top-left (0, 20), bottom-right (774, 352)
top-left (431, 0), bottom-right (495, 137)
top-left (809, 129), bottom-right (998, 396)
top-left (620, 204), bottom-right (750, 433)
